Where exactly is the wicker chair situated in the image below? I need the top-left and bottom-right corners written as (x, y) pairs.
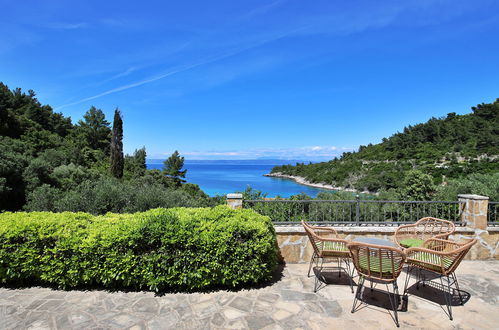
top-left (302, 220), bottom-right (353, 293)
top-left (348, 241), bottom-right (406, 327)
top-left (403, 238), bottom-right (476, 320)
top-left (394, 217), bottom-right (455, 249)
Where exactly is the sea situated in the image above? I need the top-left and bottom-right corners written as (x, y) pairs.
top-left (146, 159), bottom-right (327, 197)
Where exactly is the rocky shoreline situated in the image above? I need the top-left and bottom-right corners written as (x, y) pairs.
top-left (264, 172), bottom-right (359, 193)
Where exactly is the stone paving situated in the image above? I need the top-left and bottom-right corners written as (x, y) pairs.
top-left (0, 260), bottom-right (498, 329)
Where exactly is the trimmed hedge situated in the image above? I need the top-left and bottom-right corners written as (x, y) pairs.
top-left (0, 205), bottom-right (278, 291)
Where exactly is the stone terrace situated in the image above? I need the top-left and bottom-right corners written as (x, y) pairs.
top-left (1, 261), bottom-right (498, 329)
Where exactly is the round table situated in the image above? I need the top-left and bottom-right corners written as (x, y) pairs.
top-left (353, 237), bottom-right (399, 248)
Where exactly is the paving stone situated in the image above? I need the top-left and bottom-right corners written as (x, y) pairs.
top-left (222, 307), bottom-right (245, 320)
top-left (253, 300), bottom-right (273, 313)
top-left (229, 296), bottom-right (253, 312)
top-left (258, 292), bottom-right (280, 303)
top-left (99, 313), bottom-right (142, 328)
top-left (192, 300), bottom-right (218, 318)
top-left (245, 314), bottom-right (275, 330)
top-left (36, 299), bottom-right (65, 311)
top-left (280, 290), bottom-right (317, 302)
top-left (275, 301), bottom-right (301, 313)
top-left (318, 300), bottom-right (342, 318)
top-left (132, 297), bottom-right (159, 313)
top-left (225, 318), bottom-right (247, 329)
top-left (147, 312), bottom-right (180, 330)
top-left (171, 300), bottom-right (193, 320)
top-left (211, 312), bottom-right (225, 327)
top-left (217, 294), bottom-right (233, 306)
top-left (26, 299), bottom-right (47, 310)
top-left (273, 309), bottom-right (291, 321)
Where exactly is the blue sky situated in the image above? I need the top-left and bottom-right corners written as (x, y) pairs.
top-left (1, 0), bottom-right (499, 160)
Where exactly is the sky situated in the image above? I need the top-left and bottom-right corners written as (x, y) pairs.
top-left (1, 0), bottom-right (499, 160)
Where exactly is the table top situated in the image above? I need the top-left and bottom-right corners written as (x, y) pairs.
top-left (353, 237), bottom-right (399, 248)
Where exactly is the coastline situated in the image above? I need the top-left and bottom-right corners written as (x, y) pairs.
top-left (264, 172), bottom-right (359, 193)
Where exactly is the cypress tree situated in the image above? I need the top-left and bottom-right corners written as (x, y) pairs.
top-left (110, 108), bottom-right (124, 178)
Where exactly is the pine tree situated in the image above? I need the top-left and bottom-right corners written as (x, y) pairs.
top-left (110, 108), bottom-right (124, 178)
top-left (163, 150), bottom-right (187, 186)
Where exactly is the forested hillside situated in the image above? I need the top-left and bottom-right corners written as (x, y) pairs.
top-left (0, 83), bottom-right (219, 213)
top-left (271, 100), bottom-right (499, 199)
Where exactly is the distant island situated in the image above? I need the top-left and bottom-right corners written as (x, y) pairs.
top-left (268, 99), bottom-right (499, 200)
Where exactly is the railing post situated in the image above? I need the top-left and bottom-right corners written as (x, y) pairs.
top-left (355, 194), bottom-right (360, 225)
top-left (458, 194), bottom-right (489, 229)
top-left (226, 193), bottom-right (243, 209)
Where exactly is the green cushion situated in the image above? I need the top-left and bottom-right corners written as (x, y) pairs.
top-left (323, 241), bottom-right (348, 252)
top-left (358, 256), bottom-right (396, 274)
top-left (409, 252), bottom-right (453, 272)
top-left (400, 238), bottom-right (424, 248)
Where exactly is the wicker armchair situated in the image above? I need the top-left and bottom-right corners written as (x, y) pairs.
top-left (404, 238), bottom-right (477, 320)
top-left (394, 217), bottom-right (455, 249)
top-left (302, 220), bottom-right (353, 293)
top-left (348, 241), bottom-right (406, 327)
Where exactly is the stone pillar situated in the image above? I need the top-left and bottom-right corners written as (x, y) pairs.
top-left (458, 194), bottom-right (489, 230)
top-left (226, 193), bottom-right (243, 209)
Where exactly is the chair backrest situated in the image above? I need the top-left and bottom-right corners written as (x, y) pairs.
top-left (414, 217), bottom-right (456, 240)
top-left (395, 217), bottom-right (456, 247)
top-left (348, 242), bottom-right (406, 282)
top-left (301, 220), bottom-right (338, 255)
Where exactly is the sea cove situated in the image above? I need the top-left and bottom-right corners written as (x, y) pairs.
top-left (147, 160), bottom-right (329, 197)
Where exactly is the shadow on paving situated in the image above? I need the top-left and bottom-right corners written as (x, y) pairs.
top-left (406, 281), bottom-right (471, 306)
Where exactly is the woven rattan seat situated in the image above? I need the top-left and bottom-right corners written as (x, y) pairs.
top-left (348, 241), bottom-right (406, 327)
top-left (403, 238), bottom-right (477, 320)
top-left (302, 220), bottom-right (353, 293)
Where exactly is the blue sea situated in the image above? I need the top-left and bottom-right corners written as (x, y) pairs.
top-left (147, 159), bottom-right (327, 197)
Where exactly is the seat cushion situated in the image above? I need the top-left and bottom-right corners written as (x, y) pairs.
top-left (399, 238), bottom-right (424, 248)
top-left (323, 241), bottom-right (348, 252)
top-left (408, 252), bottom-right (453, 272)
top-left (358, 256), bottom-right (396, 275)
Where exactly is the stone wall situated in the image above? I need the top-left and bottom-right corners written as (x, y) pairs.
top-left (275, 226), bottom-right (499, 263)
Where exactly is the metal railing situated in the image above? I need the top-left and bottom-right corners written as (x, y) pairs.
top-left (244, 197), bottom-right (464, 225)
top-left (488, 202), bottom-right (499, 224)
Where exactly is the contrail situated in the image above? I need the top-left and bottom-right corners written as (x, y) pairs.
top-left (55, 26), bottom-right (307, 110)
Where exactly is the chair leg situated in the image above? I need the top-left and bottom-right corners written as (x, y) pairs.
top-left (308, 251), bottom-right (317, 277)
top-left (343, 259), bottom-right (354, 293)
top-left (439, 275), bottom-right (453, 320)
top-left (337, 258), bottom-right (341, 278)
top-left (386, 282), bottom-right (400, 327)
top-left (351, 276), bottom-right (365, 313)
top-left (403, 265), bottom-right (413, 296)
top-left (451, 272), bottom-right (464, 305)
top-left (314, 258), bottom-right (324, 293)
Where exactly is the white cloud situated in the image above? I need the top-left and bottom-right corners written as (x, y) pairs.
top-left (152, 146), bottom-right (355, 160)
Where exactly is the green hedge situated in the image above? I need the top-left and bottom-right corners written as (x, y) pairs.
top-left (0, 205), bottom-right (277, 291)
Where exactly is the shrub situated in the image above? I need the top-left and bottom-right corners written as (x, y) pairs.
top-left (0, 205), bottom-right (277, 291)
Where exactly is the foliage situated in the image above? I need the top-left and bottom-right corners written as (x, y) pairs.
top-left (271, 99), bottom-right (499, 195)
top-left (110, 108), bottom-right (124, 178)
top-left (163, 150), bottom-right (187, 186)
top-left (0, 83), bottom-right (221, 212)
top-left (24, 176), bottom-right (218, 214)
top-left (124, 147), bottom-right (147, 179)
top-left (401, 170), bottom-right (436, 201)
top-left (0, 206), bottom-right (278, 291)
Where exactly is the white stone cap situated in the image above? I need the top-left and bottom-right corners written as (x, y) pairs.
top-left (226, 193), bottom-right (243, 199)
top-left (458, 194), bottom-right (489, 200)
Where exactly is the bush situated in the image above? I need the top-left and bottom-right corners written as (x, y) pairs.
top-left (0, 205), bottom-right (278, 291)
